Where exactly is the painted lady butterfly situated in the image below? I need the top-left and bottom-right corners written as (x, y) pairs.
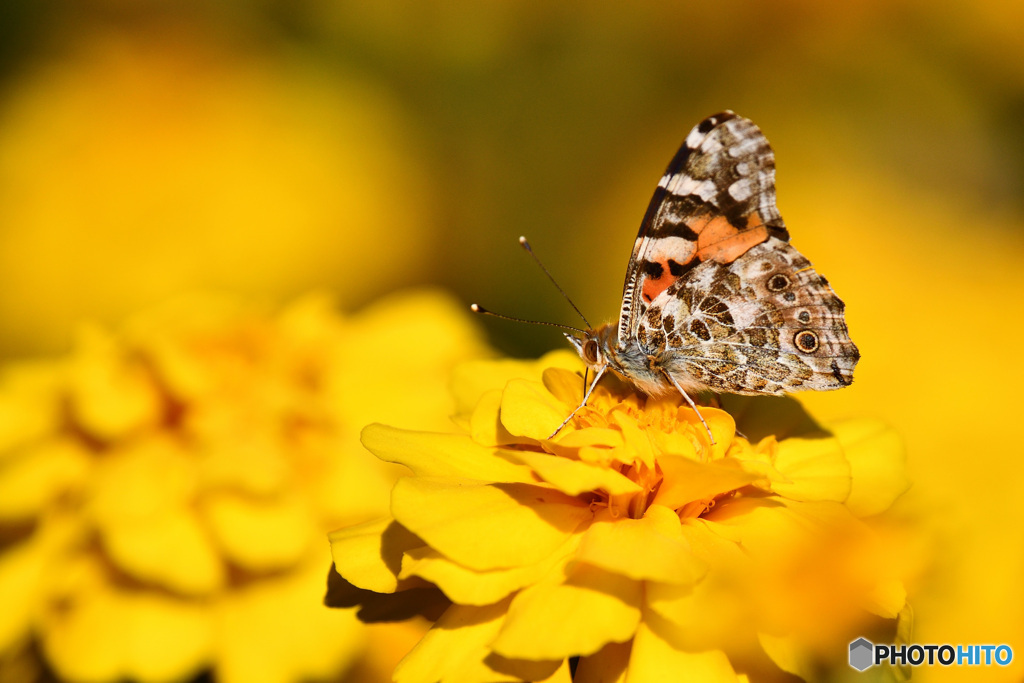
top-left (562, 111), bottom-right (859, 441)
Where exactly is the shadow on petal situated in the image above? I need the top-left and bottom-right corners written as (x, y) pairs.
top-left (484, 651), bottom-right (563, 681)
top-left (719, 395), bottom-right (828, 442)
top-left (324, 565), bottom-right (450, 623)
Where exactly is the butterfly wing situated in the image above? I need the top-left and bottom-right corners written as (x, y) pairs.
top-left (618, 111), bottom-right (789, 346)
top-left (621, 112), bottom-right (858, 395)
top-left (637, 238), bottom-right (859, 395)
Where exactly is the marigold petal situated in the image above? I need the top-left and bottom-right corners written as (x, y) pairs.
top-left (627, 619), bottom-right (741, 683)
top-left (548, 427), bottom-right (624, 452)
top-left (541, 367), bottom-right (585, 408)
top-left (450, 351), bottom-right (580, 417)
top-left (69, 326), bottom-right (161, 440)
top-left (831, 418), bottom-right (909, 517)
top-left (328, 518), bottom-right (424, 593)
top-left (391, 478), bottom-right (590, 571)
top-left (645, 522), bottom-right (752, 649)
top-left (41, 562), bottom-right (213, 683)
top-left (194, 435), bottom-right (289, 497)
top-left (675, 406), bottom-right (737, 461)
top-left (677, 519), bottom-right (748, 566)
top-left (393, 600), bottom-right (524, 683)
top-left (0, 539), bottom-right (46, 651)
top-left (864, 578), bottom-right (907, 619)
top-left (90, 438), bottom-right (225, 594)
top-left (573, 507), bottom-right (706, 585)
top-left (771, 435), bottom-right (851, 502)
top-left (361, 424), bottom-right (535, 483)
top-left (485, 652), bottom-right (565, 683)
top-left (468, 390), bottom-right (519, 447)
top-left (574, 640), bottom-right (631, 683)
top-left (549, 427), bottom-right (629, 467)
top-left (100, 511), bottom-right (226, 595)
top-left (500, 378), bottom-right (570, 441)
top-left (646, 428), bottom-right (699, 463)
top-left (0, 364), bottom-right (62, 452)
top-left (757, 632), bottom-right (814, 681)
top-left (502, 449), bottom-right (642, 496)
top-left (492, 564), bottom-right (642, 659)
top-left (399, 536), bottom-right (577, 606)
top-left (204, 492), bottom-right (316, 572)
top-left (334, 290), bottom-right (489, 432)
top-left (216, 561), bottom-right (367, 683)
top-left (0, 438), bottom-right (91, 520)
top-left (607, 410), bottom-right (657, 469)
top-left (653, 456), bottom-right (761, 511)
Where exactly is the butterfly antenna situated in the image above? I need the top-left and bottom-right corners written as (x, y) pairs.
top-left (519, 236), bottom-right (592, 329)
top-left (469, 304), bottom-right (585, 334)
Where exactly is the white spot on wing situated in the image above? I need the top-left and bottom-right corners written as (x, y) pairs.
top-left (728, 136), bottom-right (760, 158)
top-left (660, 174), bottom-right (717, 202)
top-left (640, 235), bottom-right (696, 263)
top-left (728, 178), bottom-right (754, 201)
top-left (685, 127), bottom-right (706, 149)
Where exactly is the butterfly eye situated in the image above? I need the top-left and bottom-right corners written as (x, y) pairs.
top-left (583, 339), bottom-right (600, 364)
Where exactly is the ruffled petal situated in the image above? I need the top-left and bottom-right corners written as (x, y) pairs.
top-left (627, 619), bottom-right (741, 683)
top-left (492, 564), bottom-right (642, 659)
top-left (328, 517), bottom-right (424, 593)
top-left (449, 351), bottom-right (580, 418)
top-left (391, 478), bottom-right (591, 571)
top-left (393, 600), bottom-right (559, 683)
top-left (468, 390), bottom-right (518, 447)
top-left (0, 437), bottom-right (92, 520)
top-left (40, 559), bottom-right (213, 683)
top-left (502, 449), bottom-right (642, 496)
top-left (500, 379), bottom-right (571, 441)
top-left (89, 438), bottom-right (224, 595)
top-left (362, 424), bottom-right (535, 483)
top-left (771, 435), bottom-right (851, 502)
top-left (831, 418), bottom-right (909, 517)
top-left (573, 506), bottom-right (706, 585)
top-left (653, 456), bottom-right (761, 512)
top-left (215, 561), bottom-right (367, 683)
top-left (204, 492), bottom-right (316, 572)
top-left (0, 535), bottom-right (51, 650)
top-left (399, 535), bottom-right (578, 606)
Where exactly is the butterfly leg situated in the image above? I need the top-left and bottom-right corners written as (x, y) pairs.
top-left (549, 365), bottom-right (606, 439)
top-left (661, 371), bottom-right (717, 446)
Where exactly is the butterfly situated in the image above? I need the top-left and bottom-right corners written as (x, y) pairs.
top-left (561, 111), bottom-right (859, 442)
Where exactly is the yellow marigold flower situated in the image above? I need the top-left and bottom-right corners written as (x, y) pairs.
top-left (328, 351), bottom-right (912, 682)
top-left (0, 289), bottom-right (487, 683)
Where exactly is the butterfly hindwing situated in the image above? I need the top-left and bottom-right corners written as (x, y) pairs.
top-left (619, 111), bottom-right (789, 346)
top-left (636, 238), bottom-right (858, 395)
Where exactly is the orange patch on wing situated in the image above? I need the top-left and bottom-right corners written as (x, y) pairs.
top-left (692, 213), bottom-right (769, 264)
top-left (641, 266), bottom-right (674, 303)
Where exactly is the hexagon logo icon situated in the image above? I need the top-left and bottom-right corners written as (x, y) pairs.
top-left (849, 638), bottom-right (874, 671)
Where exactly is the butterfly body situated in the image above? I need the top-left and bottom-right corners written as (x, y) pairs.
top-left (566, 112), bottom-right (858, 413)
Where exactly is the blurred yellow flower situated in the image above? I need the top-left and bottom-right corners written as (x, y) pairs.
top-left (328, 352), bottom-right (913, 682)
top-left (0, 289), bottom-right (488, 683)
top-left (0, 27), bottom-right (436, 355)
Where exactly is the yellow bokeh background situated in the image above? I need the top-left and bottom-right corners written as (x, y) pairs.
top-left (1, 1), bottom-right (1023, 682)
